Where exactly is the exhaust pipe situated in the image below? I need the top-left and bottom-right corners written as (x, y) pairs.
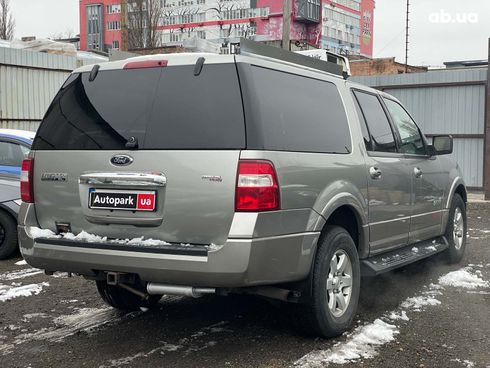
top-left (147, 283), bottom-right (216, 298)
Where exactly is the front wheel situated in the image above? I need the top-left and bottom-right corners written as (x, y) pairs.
top-left (444, 193), bottom-right (467, 264)
top-left (291, 225), bottom-right (360, 338)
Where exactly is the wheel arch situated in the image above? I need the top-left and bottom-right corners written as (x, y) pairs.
top-left (0, 202), bottom-right (19, 222)
top-left (315, 193), bottom-right (369, 259)
top-left (445, 177), bottom-right (467, 209)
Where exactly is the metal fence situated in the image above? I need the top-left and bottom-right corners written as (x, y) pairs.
top-left (352, 67), bottom-right (488, 189)
top-left (0, 47), bottom-right (102, 132)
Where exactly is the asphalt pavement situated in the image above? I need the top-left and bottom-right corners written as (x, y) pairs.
top-left (0, 203), bottom-right (489, 368)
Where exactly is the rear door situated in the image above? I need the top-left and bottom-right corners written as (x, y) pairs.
top-left (31, 60), bottom-right (245, 245)
top-left (353, 90), bottom-right (412, 253)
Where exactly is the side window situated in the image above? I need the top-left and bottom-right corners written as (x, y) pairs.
top-left (383, 98), bottom-right (426, 155)
top-left (243, 66), bottom-right (352, 154)
top-left (0, 142), bottom-right (25, 167)
top-left (353, 91), bottom-right (397, 153)
top-left (353, 96), bottom-right (373, 151)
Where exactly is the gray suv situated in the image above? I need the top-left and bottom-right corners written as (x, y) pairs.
top-left (18, 41), bottom-right (467, 338)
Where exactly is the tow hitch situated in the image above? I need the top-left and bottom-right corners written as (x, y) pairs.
top-left (106, 272), bottom-right (149, 300)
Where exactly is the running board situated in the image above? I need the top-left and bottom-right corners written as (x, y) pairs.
top-left (361, 237), bottom-right (448, 276)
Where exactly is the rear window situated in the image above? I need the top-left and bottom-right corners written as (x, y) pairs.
top-left (33, 64), bottom-right (245, 150)
top-left (238, 65), bottom-right (351, 154)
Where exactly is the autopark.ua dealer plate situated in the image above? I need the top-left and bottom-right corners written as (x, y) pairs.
top-left (89, 189), bottom-right (156, 212)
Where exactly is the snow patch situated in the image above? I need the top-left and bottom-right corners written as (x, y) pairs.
top-left (0, 282), bottom-right (49, 302)
top-left (28, 226), bottom-right (224, 250)
top-left (28, 227), bottom-right (175, 247)
top-left (451, 358), bottom-right (475, 368)
top-left (425, 245), bottom-right (437, 251)
top-left (411, 247), bottom-right (419, 253)
top-left (439, 268), bottom-right (489, 289)
top-left (11, 307), bottom-right (131, 348)
top-left (295, 319), bottom-right (398, 367)
top-left (22, 313), bottom-right (49, 321)
top-left (295, 266), bottom-right (486, 367)
top-left (0, 268), bottom-right (43, 281)
top-left (15, 260), bottom-right (27, 266)
top-left (29, 227), bottom-right (60, 239)
top-left (401, 293), bottom-right (441, 311)
top-left (98, 321), bottom-right (231, 367)
top-left (100, 343), bottom-right (182, 367)
top-left (387, 310), bottom-right (409, 321)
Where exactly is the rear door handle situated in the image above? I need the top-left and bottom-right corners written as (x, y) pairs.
top-left (369, 167), bottom-right (382, 179)
top-left (414, 167), bottom-right (423, 178)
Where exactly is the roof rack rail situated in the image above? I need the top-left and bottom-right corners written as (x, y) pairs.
top-left (237, 38), bottom-right (344, 78)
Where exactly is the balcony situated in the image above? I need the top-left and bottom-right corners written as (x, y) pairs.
top-left (295, 0), bottom-right (321, 23)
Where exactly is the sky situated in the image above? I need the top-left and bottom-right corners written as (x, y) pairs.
top-left (8, 0), bottom-right (490, 67)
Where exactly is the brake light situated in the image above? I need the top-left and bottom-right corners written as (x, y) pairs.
top-left (21, 158), bottom-right (34, 203)
top-left (123, 60), bottom-right (168, 70)
top-left (235, 160), bottom-right (280, 212)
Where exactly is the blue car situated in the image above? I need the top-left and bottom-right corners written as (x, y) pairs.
top-left (0, 129), bottom-right (35, 176)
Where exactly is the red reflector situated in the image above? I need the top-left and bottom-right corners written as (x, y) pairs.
top-left (21, 158), bottom-right (34, 203)
top-left (123, 60), bottom-right (168, 70)
top-left (235, 160), bottom-right (280, 212)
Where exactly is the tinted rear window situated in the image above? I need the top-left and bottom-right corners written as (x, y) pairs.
top-left (33, 64), bottom-right (245, 150)
top-left (239, 65), bottom-right (351, 154)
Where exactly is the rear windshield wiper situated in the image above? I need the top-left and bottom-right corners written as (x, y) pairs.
top-left (125, 136), bottom-right (139, 149)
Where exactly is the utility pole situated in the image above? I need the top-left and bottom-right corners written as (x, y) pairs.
top-left (484, 38), bottom-right (490, 199)
top-left (282, 0), bottom-right (291, 50)
top-left (405, 0), bottom-right (410, 73)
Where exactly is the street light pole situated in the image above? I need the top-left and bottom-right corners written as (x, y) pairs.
top-left (282, 0), bottom-right (291, 50)
top-left (405, 0), bottom-right (410, 73)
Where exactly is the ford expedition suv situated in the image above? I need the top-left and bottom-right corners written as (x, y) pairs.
top-left (18, 40), bottom-right (467, 338)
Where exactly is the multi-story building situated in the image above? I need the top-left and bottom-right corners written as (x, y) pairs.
top-left (80, 0), bottom-right (122, 52)
top-left (79, 0), bottom-right (374, 57)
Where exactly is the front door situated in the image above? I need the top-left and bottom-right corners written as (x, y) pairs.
top-left (352, 90), bottom-right (412, 254)
top-left (382, 98), bottom-right (445, 243)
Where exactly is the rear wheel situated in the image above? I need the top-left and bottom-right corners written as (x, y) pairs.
top-left (291, 226), bottom-right (360, 338)
top-left (0, 210), bottom-right (19, 260)
top-left (444, 193), bottom-right (467, 264)
top-left (96, 281), bottom-right (161, 311)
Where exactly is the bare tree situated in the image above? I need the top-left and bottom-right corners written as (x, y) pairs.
top-left (50, 28), bottom-right (76, 40)
top-left (208, 0), bottom-right (247, 38)
top-left (0, 0), bottom-right (15, 40)
top-left (125, 0), bottom-right (165, 49)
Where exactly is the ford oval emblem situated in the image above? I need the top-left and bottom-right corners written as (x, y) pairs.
top-left (110, 154), bottom-right (134, 166)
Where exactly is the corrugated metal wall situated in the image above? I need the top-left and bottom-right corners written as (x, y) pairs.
top-left (352, 67), bottom-right (488, 188)
top-left (0, 47), bottom-right (102, 132)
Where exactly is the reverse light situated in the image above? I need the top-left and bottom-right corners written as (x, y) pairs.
top-left (235, 160), bottom-right (280, 212)
top-left (21, 158), bottom-right (34, 203)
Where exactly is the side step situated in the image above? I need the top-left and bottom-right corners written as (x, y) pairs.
top-left (361, 237), bottom-right (449, 276)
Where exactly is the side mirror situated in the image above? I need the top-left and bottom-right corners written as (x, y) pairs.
top-left (428, 135), bottom-right (453, 156)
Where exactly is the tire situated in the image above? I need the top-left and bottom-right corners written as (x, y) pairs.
top-left (444, 193), bottom-right (467, 264)
top-left (96, 281), bottom-right (162, 311)
top-left (0, 210), bottom-right (19, 260)
top-left (291, 225), bottom-right (360, 338)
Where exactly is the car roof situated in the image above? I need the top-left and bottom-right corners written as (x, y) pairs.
top-left (74, 51), bottom-right (344, 82)
top-left (0, 129), bottom-right (35, 144)
top-left (74, 53), bottom-right (235, 73)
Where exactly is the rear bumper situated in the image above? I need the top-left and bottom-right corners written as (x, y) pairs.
top-left (19, 225), bottom-right (319, 288)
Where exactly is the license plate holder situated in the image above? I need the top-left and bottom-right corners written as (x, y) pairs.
top-left (89, 189), bottom-right (156, 212)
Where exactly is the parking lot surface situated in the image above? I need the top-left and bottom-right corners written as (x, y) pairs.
top-left (1, 203), bottom-right (489, 368)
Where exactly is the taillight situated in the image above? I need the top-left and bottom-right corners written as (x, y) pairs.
top-left (21, 158), bottom-right (34, 203)
top-left (123, 60), bottom-right (168, 69)
top-left (235, 160), bottom-right (280, 212)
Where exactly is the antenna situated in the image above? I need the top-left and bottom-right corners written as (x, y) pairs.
top-left (405, 0), bottom-right (410, 73)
